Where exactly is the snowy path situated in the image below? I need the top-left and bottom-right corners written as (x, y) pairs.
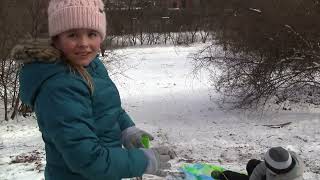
top-left (112, 45), bottom-right (320, 180)
top-left (0, 44), bottom-right (319, 180)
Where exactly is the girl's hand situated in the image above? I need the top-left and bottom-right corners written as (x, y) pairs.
top-left (141, 146), bottom-right (175, 177)
top-left (121, 126), bottom-right (154, 149)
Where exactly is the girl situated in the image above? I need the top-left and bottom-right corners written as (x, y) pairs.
top-left (15, 0), bottom-right (174, 179)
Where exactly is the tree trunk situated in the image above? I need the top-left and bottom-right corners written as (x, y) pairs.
top-left (11, 94), bottom-right (20, 120)
top-left (3, 87), bottom-right (8, 121)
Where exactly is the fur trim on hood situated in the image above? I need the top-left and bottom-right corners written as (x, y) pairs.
top-left (11, 38), bottom-right (61, 64)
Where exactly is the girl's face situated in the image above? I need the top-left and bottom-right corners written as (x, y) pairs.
top-left (53, 28), bottom-right (102, 66)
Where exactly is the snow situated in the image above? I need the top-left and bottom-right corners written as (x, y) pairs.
top-left (0, 44), bottom-right (320, 180)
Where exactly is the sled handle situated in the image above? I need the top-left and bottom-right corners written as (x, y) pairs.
top-left (141, 135), bottom-right (150, 148)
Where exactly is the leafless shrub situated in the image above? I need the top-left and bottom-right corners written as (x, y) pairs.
top-left (0, 0), bottom-right (25, 121)
top-left (0, 0), bottom-right (48, 121)
top-left (192, 0), bottom-right (320, 109)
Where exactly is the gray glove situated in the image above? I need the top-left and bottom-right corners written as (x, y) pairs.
top-left (141, 146), bottom-right (175, 177)
top-left (121, 126), bottom-right (154, 149)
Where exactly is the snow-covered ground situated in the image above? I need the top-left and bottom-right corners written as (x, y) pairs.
top-left (0, 44), bottom-right (319, 180)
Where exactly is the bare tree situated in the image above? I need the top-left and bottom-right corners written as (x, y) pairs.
top-left (0, 0), bottom-right (48, 121)
top-left (192, 0), bottom-right (320, 109)
top-left (27, 0), bottom-right (49, 38)
top-left (0, 0), bottom-right (25, 121)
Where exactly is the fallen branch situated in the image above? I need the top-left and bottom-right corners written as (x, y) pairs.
top-left (262, 122), bottom-right (292, 128)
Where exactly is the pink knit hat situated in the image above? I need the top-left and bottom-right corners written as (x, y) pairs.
top-left (48, 0), bottom-right (106, 40)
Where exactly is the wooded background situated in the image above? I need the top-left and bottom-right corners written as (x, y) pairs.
top-left (0, 0), bottom-right (319, 120)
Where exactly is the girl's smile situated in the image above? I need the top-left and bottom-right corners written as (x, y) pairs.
top-left (53, 28), bottom-right (102, 66)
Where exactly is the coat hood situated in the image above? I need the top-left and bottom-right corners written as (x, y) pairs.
top-left (12, 39), bottom-right (67, 108)
top-left (11, 38), bottom-right (61, 64)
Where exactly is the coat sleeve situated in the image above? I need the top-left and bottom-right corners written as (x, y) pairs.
top-left (35, 76), bottom-right (147, 180)
top-left (118, 108), bottom-right (135, 131)
top-left (249, 162), bottom-right (267, 180)
top-left (95, 58), bottom-right (135, 131)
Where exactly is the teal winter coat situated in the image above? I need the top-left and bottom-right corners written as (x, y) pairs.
top-left (17, 44), bottom-right (148, 180)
